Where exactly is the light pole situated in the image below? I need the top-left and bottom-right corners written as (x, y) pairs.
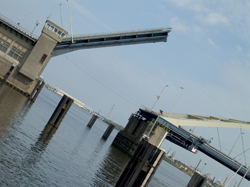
top-left (201, 163), bottom-right (207, 173)
top-left (150, 85), bottom-right (168, 112)
top-left (106, 105), bottom-right (115, 119)
top-left (228, 132), bottom-right (244, 156)
top-left (31, 21), bottom-right (40, 35)
top-left (169, 87), bottom-right (184, 117)
top-left (240, 128), bottom-right (246, 166)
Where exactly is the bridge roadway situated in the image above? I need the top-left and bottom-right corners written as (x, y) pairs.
top-left (53, 28), bottom-right (171, 56)
top-left (139, 108), bottom-right (250, 181)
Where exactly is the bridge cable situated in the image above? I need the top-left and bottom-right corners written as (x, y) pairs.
top-left (64, 56), bottom-right (140, 108)
top-left (240, 128), bottom-right (247, 166)
top-left (217, 127), bottom-right (222, 152)
top-left (233, 147), bottom-right (250, 159)
top-left (42, 71), bottom-right (113, 110)
top-left (67, 54), bottom-right (141, 105)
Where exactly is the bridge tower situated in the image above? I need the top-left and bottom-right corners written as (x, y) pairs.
top-left (1, 15), bottom-right (170, 98)
top-left (19, 20), bottom-right (67, 81)
top-left (112, 107), bottom-right (168, 156)
top-left (0, 16), bottom-right (67, 97)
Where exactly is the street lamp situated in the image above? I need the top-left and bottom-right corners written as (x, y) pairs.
top-left (31, 21), bottom-right (40, 35)
top-left (228, 132), bottom-right (244, 156)
top-left (201, 163), bottom-right (207, 173)
top-left (150, 85), bottom-right (168, 111)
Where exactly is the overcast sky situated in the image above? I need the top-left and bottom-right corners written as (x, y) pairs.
top-left (1, 0), bottom-right (250, 186)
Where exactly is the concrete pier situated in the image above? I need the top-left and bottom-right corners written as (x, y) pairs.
top-left (0, 16), bottom-right (67, 98)
top-left (29, 79), bottom-right (45, 102)
top-left (102, 124), bottom-right (115, 140)
top-left (112, 111), bottom-right (153, 156)
top-left (87, 114), bottom-right (98, 128)
top-left (115, 138), bottom-right (165, 187)
top-left (48, 95), bottom-right (73, 128)
top-left (187, 171), bottom-right (207, 187)
top-left (0, 64), bottom-right (14, 87)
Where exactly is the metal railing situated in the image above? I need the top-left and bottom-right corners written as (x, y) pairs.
top-left (0, 14), bottom-right (38, 40)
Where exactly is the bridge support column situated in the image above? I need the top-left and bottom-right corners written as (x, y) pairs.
top-left (87, 114), bottom-right (98, 128)
top-left (48, 94), bottom-right (73, 128)
top-left (112, 112), bottom-right (152, 156)
top-left (115, 138), bottom-right (165, 187)
top-left (102, 124), bottom-right (115, 140)
top-left (0, 64), bottom-right (15, 87)
top-left (29, 79), bottom-right (45, 102)
top-left (187, 171), bottom-right (207, 187)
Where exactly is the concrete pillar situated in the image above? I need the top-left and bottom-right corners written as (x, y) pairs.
top-left (187, 171), bottom-right (207, 187)
top-left (112, 113), bottom-right (151, 156)
top-left (115, 138), bottom-right (165, 187)
top-left (102, 124), bottom-right (115, 140)
top-left (29, 79), bottom-right (45, 102)
top-left (87, 114), bottom-right (98, 128)
top-left (0, 64), bottom-right (14, 87)
top-left (48, 94), bottom-right (74, 128)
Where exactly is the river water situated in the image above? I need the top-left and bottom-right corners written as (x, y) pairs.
top-left (0, 85), bottom-right (191, 187)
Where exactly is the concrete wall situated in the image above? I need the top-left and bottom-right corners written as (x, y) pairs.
top-left (19, 33), bottom-right (57, 80)
top-left (0, 24), bottom-right (38, 94)
top-left (0, 26), bottom-right (34, 68)
top-left (19, 21), bottom-right (67, 81)
top-left (148, 126), bottom-right (168, 147)
top-left (112, 114), bottom-right (152, 156)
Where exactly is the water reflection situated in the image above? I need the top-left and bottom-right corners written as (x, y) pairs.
top-left (91, 146), bottom-right (130, 187)
top-left (36, 123), bottom-right (58, 146)
top-left (0, 85), bottom-right (31, 138)
top-left (70, 126), bottom-right (91, 156)
top-left (23, 123), bottom-right (58, 166)
top-left (0, 86), bottom-right (194, 187)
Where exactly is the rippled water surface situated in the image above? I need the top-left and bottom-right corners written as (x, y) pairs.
top-left (0, 85), bottom-right (190, 186)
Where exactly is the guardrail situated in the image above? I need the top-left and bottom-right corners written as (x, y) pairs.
top-left (0, 14), bottom-right (38, 40)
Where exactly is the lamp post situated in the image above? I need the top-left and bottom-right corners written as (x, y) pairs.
top-left (228, 132), bottom-right (244, 156)
top-left (201, 163), bottom-right (207, 173)
top-left (31, 21), bottom-right (40, 35)
top-left (106, 105), bottom-right (115, 119)
top-left (150, 85), bottom-right (168, 112)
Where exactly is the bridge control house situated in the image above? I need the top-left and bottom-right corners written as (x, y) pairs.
top-left (0, 15), bottom-right (67, 98)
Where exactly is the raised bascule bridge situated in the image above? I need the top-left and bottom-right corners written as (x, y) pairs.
top-left (0, 14), bottom-right (171, 100)
top-left (1, 14), bottom-right (249, 182)
top-left (112, 107), bottom-right (250, 181)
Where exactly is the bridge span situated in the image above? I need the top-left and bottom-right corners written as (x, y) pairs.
top-left (53, 28), bottom-right (171, 56)
top-left (112, 107), bottom-right (250, 181)
top-left (0, 14), bottom-right (171, 97)
top-left (141, 108), bottom-right (250, 181)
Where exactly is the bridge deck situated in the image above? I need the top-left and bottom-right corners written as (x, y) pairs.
top-left (53, 28), bottom-right (171, 56)
top-left (158, 116), bottom-right (250, 181)
top-left (139, 108), bottom-right (250, 181)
